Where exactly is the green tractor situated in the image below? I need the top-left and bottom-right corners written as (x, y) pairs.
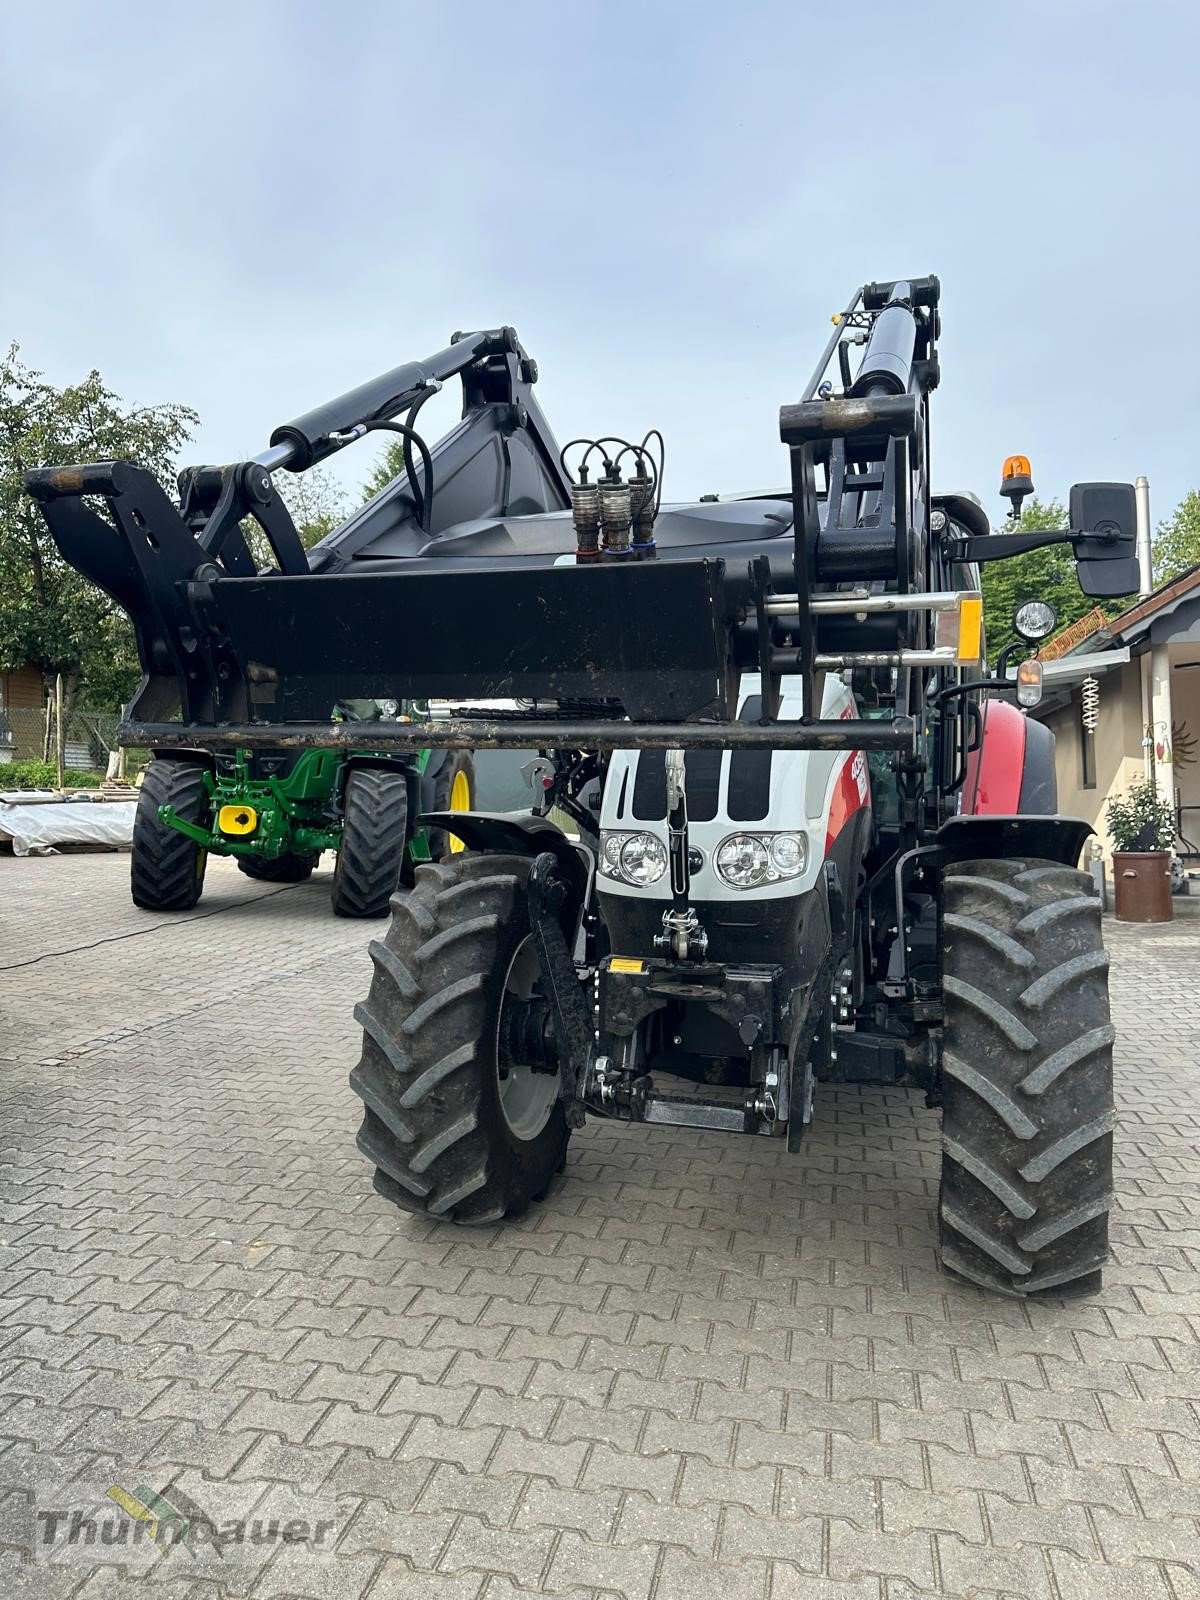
top-left (130, 700), bottom-right (474, 917)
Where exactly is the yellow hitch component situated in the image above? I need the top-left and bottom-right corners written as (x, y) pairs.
top-left (218, 803), bottom-right (258, 836)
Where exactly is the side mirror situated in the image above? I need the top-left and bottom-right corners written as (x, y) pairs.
top-left (1069, 482), bottom-right (1140, 597)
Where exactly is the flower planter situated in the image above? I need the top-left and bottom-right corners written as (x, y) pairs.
top-left (1112, 851), bottom-right (1173, 922)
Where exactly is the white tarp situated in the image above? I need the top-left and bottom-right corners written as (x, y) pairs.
top-left (0, 799), bottom-right (137, 856)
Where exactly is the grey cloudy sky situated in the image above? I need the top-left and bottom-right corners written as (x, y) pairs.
top-left (4, 0), bottom-right (1198, 525)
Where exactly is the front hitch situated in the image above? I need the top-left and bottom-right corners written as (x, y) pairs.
top-left (654, 748), bottom-right (708, 961)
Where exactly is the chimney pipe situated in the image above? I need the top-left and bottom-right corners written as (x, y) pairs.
top-left (1135, 475), bottom-right (1153, 597)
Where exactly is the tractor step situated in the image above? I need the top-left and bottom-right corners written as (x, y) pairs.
top-left (640, 1092), bottom-right (759, 1135)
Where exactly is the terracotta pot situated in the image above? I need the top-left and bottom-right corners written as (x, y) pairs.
top-left (1112, 851), bottom-right (1173, 922)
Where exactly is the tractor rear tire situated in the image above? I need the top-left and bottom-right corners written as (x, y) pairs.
top-left (424, 751), bottom-right (477, 860)
top-left (131, 759), bottom-right (210, 912)
top-left (939, 857), bottom-right (1115, 1298)
top-left (331, 768), bottom-right (410, 918)
top-left (238, 852), bottom-right (319, 883)
top-left (349, 853), bottom-right (569, 1223)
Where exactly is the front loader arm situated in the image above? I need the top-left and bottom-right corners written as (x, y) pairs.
top-left (22, 300), bottom-right (951, 759)
top-left (24, 460), bottom-right (237, 724)
top-left (23, 328), bottom-right (573, 728)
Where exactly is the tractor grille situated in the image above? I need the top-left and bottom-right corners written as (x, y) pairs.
top-left (630, 750), bottom-right (722, 821)
top-left (726, 750), bottom-right (772, 821)
top-left (627, 696), bottom-right (773, 824)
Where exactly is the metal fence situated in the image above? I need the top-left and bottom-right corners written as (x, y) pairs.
top-left (0, 706), bottom-right (122, 773)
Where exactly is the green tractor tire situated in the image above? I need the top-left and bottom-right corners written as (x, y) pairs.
top-left (423, 750), bottom-right (477, 861)
top-left (131, 759), bottom-right (210, 913)
top-left (331, 768), bottom-right (410, 918)
top-left (238, 852), bottom-right (320, 883)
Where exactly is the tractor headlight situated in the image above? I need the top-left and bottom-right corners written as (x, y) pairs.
top-left (599, 830), bottom-right (668, 886)
top-left (716, 835), bottom-right (770, 889)
top-left (619, 832), bottom-right (667, 886)
top-left (1013, 600), bottom-right (1057, 643)
top-left (769, 832), bottom-right (807, 875)
top-left (716, 831), bottom-right (808, 890)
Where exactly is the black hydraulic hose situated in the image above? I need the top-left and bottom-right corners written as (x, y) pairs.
top-left (402, 387), bottom-right (437, 528)
top-left (360, 419), bottom-right (434, 531)
top-left (641, 429), bottom-right (666, 513)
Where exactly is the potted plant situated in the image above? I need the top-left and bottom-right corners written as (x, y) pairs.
top-left (1106, 778), bottom-right (1175, 922)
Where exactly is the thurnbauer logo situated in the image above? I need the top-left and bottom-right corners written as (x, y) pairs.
top-left (105, 1484), bottom-right (197, 1556)
top-left (36, 1482), bottom-right (336, 1561)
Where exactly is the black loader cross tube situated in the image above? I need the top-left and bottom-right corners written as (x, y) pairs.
top-left (122, 716), bottom-right (917, 755)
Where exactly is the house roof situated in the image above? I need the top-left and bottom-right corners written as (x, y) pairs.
top-left (1058, 562), bottom-right (1200, 656)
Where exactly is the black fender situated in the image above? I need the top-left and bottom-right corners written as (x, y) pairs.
top-left (824, 802), bottom-right (873, 955)
top-left (883, 813), bottom-right (1096, 988)
top-left (339, 751), bottom-right (420, 819)
top-left (937, 813), bottom-right (1093, 868)
top-left (418, 810), bottom-right (590, 902)
top-left (1018, 716), bottom-right (1058, 814)
top-left (149, 746), bottom-right (213, 767)
top-left (341, 751), bottom-right (414, 777)
top-left (418, 747), bottom-right (449, 813)
top-left (420, 747), bottom-right (453, 782)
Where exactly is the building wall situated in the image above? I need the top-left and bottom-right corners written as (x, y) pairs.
top-left (1170, 661), bottom-right (1200, 819)
top-left (0, 664), bottom-right (45, 711)
top-left (0, 665), bottom-right (47, 762)
top-left (1041, 660), bottom-right (1145, 850)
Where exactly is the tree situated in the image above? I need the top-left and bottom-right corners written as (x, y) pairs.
top-left (980, 497), bottom-right (1130, 663)
top-left (0, 346), bottom-right (197, 714)
top-left (275, 464), bottom-right (349, 550)
top-left (361, 438), bottom-right (407, 504)
top-left (1153, 490), bottom-right (1200, 587)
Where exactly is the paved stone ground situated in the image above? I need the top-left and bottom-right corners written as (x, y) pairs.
top-left (0, 852), bottom-right (1198, 1600)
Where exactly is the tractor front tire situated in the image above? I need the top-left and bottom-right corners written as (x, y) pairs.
top-left (939, 857), bottom-right (1115, 1297)
top-left (424, 750), bottom-right (477, 860)
top-left (238, 852), bottom-right (319, 883)
top-left (331, 768), bottom-right (410, 918)
top-left (350, 853), bottom-right (569, 1223)
top-left (131, 759), bottom-right (210, 912)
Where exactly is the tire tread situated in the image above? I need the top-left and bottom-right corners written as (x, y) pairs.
top-left (130, 760), bottom-right (210, 912)
top-left (348, 851), bottom-right (570, 1225)
top-left (331, 769), bottom-right (410, 919)
top-left (940, 856), bottom-right (1115, 1298)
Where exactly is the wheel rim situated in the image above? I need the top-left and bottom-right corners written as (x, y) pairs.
top-left (448, 768), bottom-right (471, 854)
top-left (495, 936), bottom-right (558, 1141)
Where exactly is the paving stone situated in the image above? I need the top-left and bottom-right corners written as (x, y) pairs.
top-left (1, 858), bottom-right (1196, 1599)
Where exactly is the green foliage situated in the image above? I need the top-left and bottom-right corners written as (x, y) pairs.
top-left (276, 465), bottom-right (349, 550)
top-left (1153, 489), bottom-right (1200, 587)
top-left (237, 464), bottom-right (349, 568)
top-left (1105, 777), bottom-right (1175, 851)
top-left (76, 611), bottom-right (144, 711)
top-left (981, 499), bottom-right (1113, 663)
top-left (361, 438), bottom-right (407, 504)
top-left (0, 758), bottom-right (103, 789)
top-left (0, 346), bottom-right (198, 710)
